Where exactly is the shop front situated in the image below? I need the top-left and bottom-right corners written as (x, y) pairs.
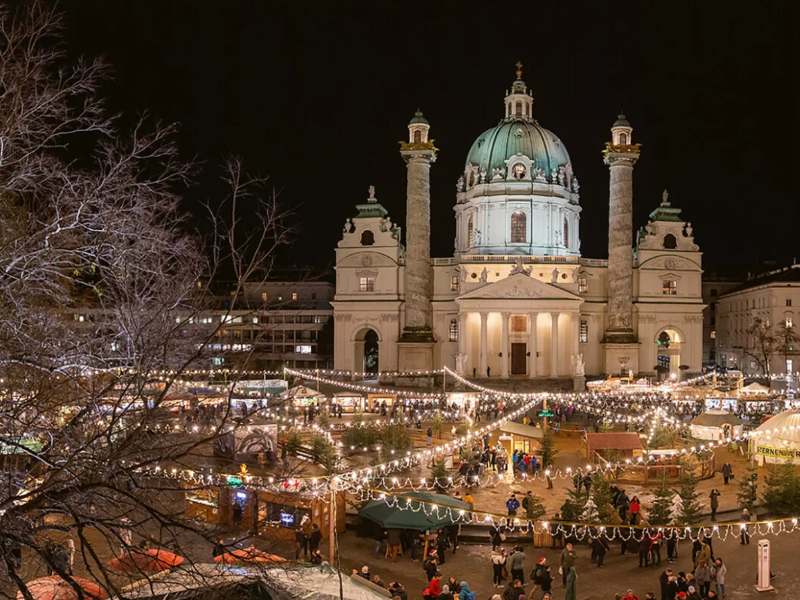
top-left (332, 392), bottom-right (366, 413)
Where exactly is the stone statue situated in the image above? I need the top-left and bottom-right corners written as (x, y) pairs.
top-left (509, 256), bottom-right (531, 276)
top-left (343, 217), bottom-right (353, 234)
top-left (455, 353), bottom-right (468, 376)
top-left (379, 216), bottom-right (392, 232)
top-left (558, 168), bottom-right (566, 187)
top-left (577, 238), bottom-right (581, 251)
top-left (368, 185), bottom-right (376, 201)
top-left (474, 230), bottom-right (482, 245)
top-left (572, 176), bottom-right (580, 193)
top-left (685, 222), bottom-right (693, 237)
top-left (460, 266), bottom-right (468, 282)
top-left (479, 171), bottom-right (487, 183)
top-left (479, 267), bottom-right (488, 282)
top-left (534, 167), bottom-right (547, 181)
top-left (553, 230), bottom-right (561, 246)
top-left (551, 268), bottom-right (559, 283)
top-left (662, 189), bottom-right (670, 205)
top-left (550, 167), bottom-right (559, 183)
top-left (456, 175), bottom-right (464, 192)
top-left (572, 269), bottom-right (579, 283)
top-left (572, 353), bottom-right (585, 377)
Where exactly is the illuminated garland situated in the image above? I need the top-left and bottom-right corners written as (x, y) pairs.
top-left (284, 367), bottom-right (446, 398)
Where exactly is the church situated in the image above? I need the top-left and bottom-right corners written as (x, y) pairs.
top-left (332, 66), bottom-right (704, 386)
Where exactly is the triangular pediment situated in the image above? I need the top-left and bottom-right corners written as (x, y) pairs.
top-left (457, 273), bottom-right (582, 301)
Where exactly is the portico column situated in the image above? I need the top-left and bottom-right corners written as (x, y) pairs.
top-left (572, 313), bottom-right (581, 361)
top-left (550, 312), bottom-right (560, 377)
top-left (479, 312), bottom-right (488, 377)
top-left (528, 312), bottom-right (538, 378)
top-left (457, 313), bottom-right (467, 357)
top-left (501, 312), bottom-right (510, 378)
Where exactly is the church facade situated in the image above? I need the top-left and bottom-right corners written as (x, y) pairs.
top-left (332, 67), bottom-right (704, 383)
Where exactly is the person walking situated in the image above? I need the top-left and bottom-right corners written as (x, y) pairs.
top-left (638, 535), bottom-right (651, 568)
top-left (591, 536), bottom-right (608, 568)
top-left (491, 548), bottom-right (507, 589)
top-left (509, 546), bottom-right (525, 584)
top-left (424, 552), bottom-right (439, 581)
top-left (709, 489), bottom-right (721, 521)
top-left (559, 543), bottom-right (576, 587)
top-left (694, 560), bottom-right (711, 598)
top-left (386, 528), bottom-right (402, 563)
top-left (294, 526), bottom-right (308, 560)
top-left (309, 523), bottom-right (323, 555)
top-left (740, 508), bottom-right (751, 544)
top-left (694, 540), bottom-right (711, 570)
top-left (721, 462), bottom-right (733, 485)
top-left (711, 558), bottom-right (727, 598)
top-left (427, 426), bottom-right (433, 446)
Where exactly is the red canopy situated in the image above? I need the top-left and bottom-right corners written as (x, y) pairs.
top-left (107, 549), bottom-right (184, 572)
top-left (17, 576), bottom-right (108, 600)
top-left (213, 547), bottom-right (286, 565)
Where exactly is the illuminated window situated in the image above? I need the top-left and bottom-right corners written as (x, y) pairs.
top-left (449, 319), bottom-right (458, 342)
top-left (579, 320), bottom-right (588, 343)
top-left (787, 359), bottom-right (793, 373)
top-left (292, 292), bottom-right (298, 300)
top-left (663, 280), bottom-right (677, 295)
top-left (786, 316), bottom-right (793, 328)
top-left (295, 345), bottom-right (312, 354)
top-left (212, 357), bottom-right (224, 366)
top-left (467, 215), bottom-right (474, 246)
top-left (578, 276), bottom-right (588, 293)
top-left (510, 211), bottom-right (527, 243)
top-left (262, 292), bottom-right (268, 301)
top-left (710, 330), bottom-right (716, 339)
top-left (359, 277), bottom-right (375, 292)
top-left (450, 275), bottom-right (459, 291)
top-left (252, 317), bottom-right (259, 324)
top-left (563, 218), bottom-right (569, 249)
top-left (663, 234), bottom-right (677, 249)
top-left (512, 163), bottom-right (526, 180)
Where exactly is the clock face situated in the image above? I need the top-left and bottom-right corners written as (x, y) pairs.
top-left (513, 164), bottom-right (526, 180)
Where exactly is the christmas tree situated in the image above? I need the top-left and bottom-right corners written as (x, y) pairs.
top-left (675, 461), bottom-right (703, 526)
top-left (590, 472), bottom-right (616, 523)
top-left (736, 462), bottom-right (759, 511)
top-left (560, 475), bottom-right (589, 522)
top-left (540, 429), bottom-right (559, 469)
top-left (430, 457), bottom-right (451, 493)
top-left (523, 493), bottom-right (547, 520)
top-left (762, 459), bottom-right (800, 517)
top-left (649, 471), bottom-right (675, 526)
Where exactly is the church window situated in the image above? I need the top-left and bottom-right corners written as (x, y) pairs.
top-left (450, 275), bottom-right (459, 291)
top-left (512, 163), bottom-right (526, 180)
top-left (515, 101), bottom-right (522, 116)
top-left (619, 132), bottom-right (628, 145)
top-left (578, 276), bottom-right (588, 293)
top-left (786, 316), bottom-right (793, 328)
top-left (663, 233), bottom-right (677, 249)
top-left (413, 129), bottom-right (422, 143)
top-left (787, 299), bottom-right (793, 307)
top-left (359, 277), bottom-right (375, 292)
top-left (663, 279), bottom-right (677, 295)
top-left (579, 319), bottom-right (588, 343)
top-left (563, 218), bottom-right (569, 248)
top-left (468, 170), bottom-right (475, 187)
top-left (449, 318), bottom-right (458, 342)
top-left (292, 292), bottom-right (298, 300)
top-left (710, 330), bottom-right (716, 339)
top-left (467, 215), bottom-right (474, 246)
top-left (360, 230), bottom-right (375, 245)
top-left (510, 211), bottom-right (527, 243)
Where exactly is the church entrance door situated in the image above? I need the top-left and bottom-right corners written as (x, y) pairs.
top-left (511, 343), bottom-right (527, 375)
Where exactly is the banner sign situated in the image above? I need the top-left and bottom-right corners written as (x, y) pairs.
top-left (755, 445), bottom-right (800, 460)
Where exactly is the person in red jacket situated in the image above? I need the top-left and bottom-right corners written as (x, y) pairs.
top-left (630, 496), bottom-right (641, 525)
top-left (424, 572), bottom-right (442, 599)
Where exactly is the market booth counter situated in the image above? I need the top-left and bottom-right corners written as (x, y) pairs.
top-left (203, 482), bottom-right (346, 542)
top-left (494, 421), bottom-right (544, 456)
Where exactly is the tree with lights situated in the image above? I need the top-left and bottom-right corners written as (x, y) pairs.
top-left (560, 477), bottom-right (590, 522)
top-left (761, 458), bottom-right (800, 517)
top-left (540, 429), bottom-right (559, 469)
top-left (648, 471), bottom-right (675, 526)
top-left (590, 472), bottom-right (616, 523)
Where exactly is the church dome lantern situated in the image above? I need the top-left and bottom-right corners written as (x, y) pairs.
top-left (408, 110), bottom-right (430, 145)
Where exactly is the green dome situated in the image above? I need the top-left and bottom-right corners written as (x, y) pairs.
top-left (465, 118), bottom-right (571, 176)
top-left (409, 110), bottom-right (428, 125)
top-left (613, 112), bottom-right (630, 127)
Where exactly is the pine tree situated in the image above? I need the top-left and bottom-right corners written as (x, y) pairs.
top-left (431, 410), bottom-right (444, 440)
top-left (540, 429), bottom-right (559, 469)
top-left (762, 459), bottom-right (800, 517)
top-left (430, 457), bottom-right (451, 492)
top-left (737, 462), bottom-right (759, 511)
top-left (590, 473), bottom-right (616, 523)
top-left (599, 419), bottom-right (615, 434)
top-left (675, 462), bottom-right (703, 526)
top-left (317, 407), bottom-right (330, 430)
top-left (523, 493), bottom-right (547, 521)
top-left (560, 476), bottom-right (589, 522)
top-left (649, 471), bottom-right (675, 526)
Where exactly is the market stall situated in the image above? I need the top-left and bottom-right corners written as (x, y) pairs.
top-left (282, 385), bottom-right (326, 407)
top-left (750, 408), bottom-right (800, 465)
top-left (367, 393), bottom-right (397, 412)
top-left (689, 410), bottom-right (745, 441)
top-left (331, 391), bottom-right (366, 413)
top-left (495, 421), bottom-right (543, 455)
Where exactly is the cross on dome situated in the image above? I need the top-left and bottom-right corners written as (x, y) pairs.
top-left (505, 62), bottom-right (533, 120)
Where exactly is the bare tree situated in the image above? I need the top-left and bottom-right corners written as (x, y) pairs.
top-left (743, 318), bottom-right (775, 375)
top-left (0, 4), bottom-right (310, 599)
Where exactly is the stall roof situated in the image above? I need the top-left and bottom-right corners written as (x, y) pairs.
top-left (585, 432), bottom-right (643, 451)
top-left (499, 422), bottom-right (544, 439)
top-left (741, 382), bottom-right (771, 394)
top-left (691, 411), bottom-right (745, 427)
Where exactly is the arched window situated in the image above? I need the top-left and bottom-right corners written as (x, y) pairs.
top-left (515, 101), bottom-right (522, 116)
top-left (619, 132), bottom-right (628, 145)
top-left (468, 170), bottom-right (475, 187)
top-left (657, 331), bottom-right (671, 348)
top-left (512, 163), bottom-right (526, 180)
top-left (449, 318), bottom-right (458, 342)
top-left (510, 211), bottom-right (526, 243)
top-left (563, 217), bottom-right (569, 249)
top-left (413, 129), bottom-right (422, 143)
top-left (467, 215), bottom-right (474, 247)
top-left (360, 230), bottom-right (375, 246)
top-left (663, 233), bottom-right (677, 249)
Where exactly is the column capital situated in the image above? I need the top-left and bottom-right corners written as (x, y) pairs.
top-left (501, 311), bottom-right (511, 320)
top-left (550, 311), bottom-right (561, 319)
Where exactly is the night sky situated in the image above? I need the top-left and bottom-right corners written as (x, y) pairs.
top-left (60, 1), bottom-right (799, 273)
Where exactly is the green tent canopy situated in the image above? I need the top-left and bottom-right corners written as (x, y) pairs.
top-left (360, 492), bottom-right (471, 531)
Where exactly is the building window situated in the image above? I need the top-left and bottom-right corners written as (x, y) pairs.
top-left (450, 275), bottom-right (459, 291)
top-left (563, 218), bottom-right (569, 249)
top-left (360, 230), bottom-right (375, 245)
top-left (786, 316), bottom-right (793, 328)
top-left (787, 299), bottom-right (793, 307)
top-left (359, 277), bottom-right (375, 292)
top-left (579, 320), bottom-right (588, 343)
top-left (787, 359), bottom-right (794, 374)
top-left (663, 280), bottom-right (677, 295)
top-left (449, 318), bottom-right (458, 342)
top-left (663, 233), bottom-right (677, 249)
top-left (311, 293), bottom-right (317, 300)
top-left (510, 211), bottom-right (527, 243)
top-left (657, 331), bottom-right (671, 348)
top-left (252, 317), bottom-right (259, 324)
top-left (515, 100), bottom-right (522, 116)
top-left (710, 330), bottom-right (716, 339)
top-left (619, 132), bottom-right (628, 145)
top-left (212, 357), bottom-right (224, 366)
top-left (413, 129), bottom-right (421, 143)
top-left (578, 276), bottom-right (588, 293)
top-left (295, 345), bottom-right (312, 354)
top-left (467, 215), bottom-right (474, 246)
top-left (261, 292), bottom-right (268, 301)
top-left (512, 163), bottom-right (526, 180)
